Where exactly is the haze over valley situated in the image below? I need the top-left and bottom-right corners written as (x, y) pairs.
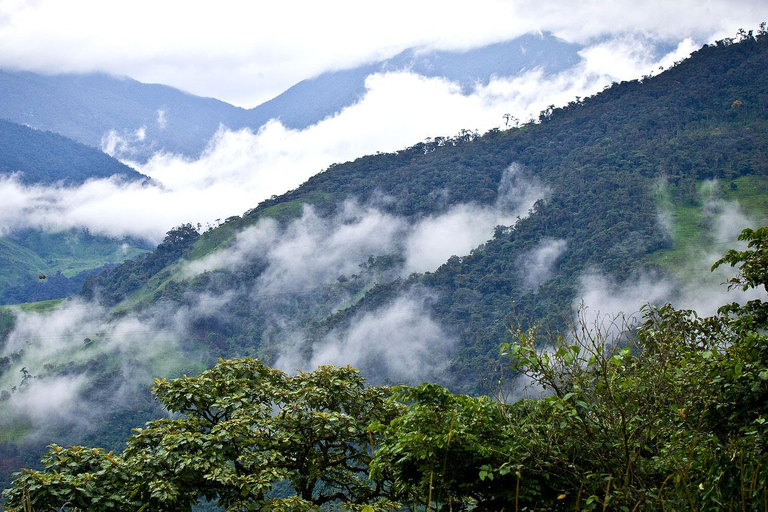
top-left (1, 2), bottom-right (768, 507)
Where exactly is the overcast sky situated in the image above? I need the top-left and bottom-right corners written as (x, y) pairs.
top-left (1, 0), bottom-right (766, 108)
top-left (1, 0), bottom-right (767, 243)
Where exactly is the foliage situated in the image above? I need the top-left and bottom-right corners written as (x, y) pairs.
top-left (713, 225), bottom-right (768, 326)
top-left (0, 228), bottom-right (149, 306)
top-left (370, 384), bottom-right (517, 511)
top-left (77, 30), bottom-right (768, 395)
top-left (492, 225), bottom-right (768, 510)
top-left (4, 224), bottom-right (768, 509)
top-left (80, 224), bottom-right (199, 306)
top-left (4, 359), bottom-right (401, 511)
top-left (0, 118), bottom-right (144, 185)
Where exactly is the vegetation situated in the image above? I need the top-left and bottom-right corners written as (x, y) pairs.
top-left (0, 228), bottom-right (150, 306)
top-left (3, 26), bottom-right (768, 505)
top-left (4, 226), bottom-right (768, 510)
top-left (67, 29), bottom-right (768, 394)
top-left (0, 119), bottom-right (145, 185)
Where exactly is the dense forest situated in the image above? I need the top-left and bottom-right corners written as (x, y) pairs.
top-left (76, 29), bottom-right (768, 391)
top-left (1, 28), bottom-right (768, 507)
top-left (0, 119), bottom-right (146, 185)
top-left (4, 226), bottom-right (768, 510)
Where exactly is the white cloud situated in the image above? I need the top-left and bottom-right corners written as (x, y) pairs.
top-left (577, 193), bottom-right (764, 323)
top-left (156, 109), bottom-right (167, 130)
top-left (1, 63), bottom-right (578, 242)
top-left (403, 165), bottom-right (545, 274)
top-left (518, 238), bottom-right (568, 289)
top-left (0, 0), bottom-right (763, 107)
top-left (275, 290), bottom-right (454, 384)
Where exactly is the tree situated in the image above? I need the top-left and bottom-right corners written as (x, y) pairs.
top-left (495, 226), bottom-right (768, 510)
top-left (370, 384), bottom-right (516, 511)
top-left (4, 359), bottom-right (401, 511)
top-left (712, 226), bottom-right (768, 327)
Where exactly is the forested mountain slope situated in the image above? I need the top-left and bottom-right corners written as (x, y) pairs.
top-left (1, 30), bottom-right (767, 495)
top-left (82, 33), bottom-right (768, 392)
top-left (0, 119), bottom-right (145, 185)
top-left (0, 120), bottom-right (150, 304)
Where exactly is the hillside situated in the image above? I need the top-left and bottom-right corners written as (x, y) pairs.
top-left (0, 120), bottom-right (151, 303)
top-left (0, 229), bottom-right (150, 305)
top-left (0, 119), bottom-right (145, 185)
top-left (1, 30), bottom-right (767, 492)
top-left (0, 70), bottom-right (248, 161)
top-left (77, 32), bottom-right (768, 391)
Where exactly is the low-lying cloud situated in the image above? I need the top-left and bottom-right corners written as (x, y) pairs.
top-left (276, 290), bottom-right (453, 384)
top-left (1, 36), bottom-right (695, 244)
top-left (578, 193), bottom-right (763, 326)
top-left (0, 292), bottom-right (226, 438)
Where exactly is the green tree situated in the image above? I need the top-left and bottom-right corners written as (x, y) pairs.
top-left (4, 359), bottom-right (401, 511)
top-left (370, 384), bottom-right (517, 511)
top-left (496, 226), bottom-right (768, 510)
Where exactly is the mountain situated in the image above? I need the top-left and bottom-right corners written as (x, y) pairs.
top-left (75, 33), bottom-right (768, 389)
top-left (248, 33), bottom-right (584, 131)
top-left (0, 33), bottom-right (583, 161)
top-left (0, 118), bottom-right (145, 185)
top-left (1, 31), bottom-right (767, 490)
top-left (0, 70), bottom-right (249, 161)
top-left (0, 120), bottom-right (151, 304)
top-left (0, 229), bottom-right (150, 306)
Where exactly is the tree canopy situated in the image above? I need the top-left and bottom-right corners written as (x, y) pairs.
top-left (4, 226), bottom-right (768, 510)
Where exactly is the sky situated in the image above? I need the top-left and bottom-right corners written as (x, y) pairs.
top-left (0, 0), bottom-right (767, 243)
top-left (0, 0), bottom-right (765, 108)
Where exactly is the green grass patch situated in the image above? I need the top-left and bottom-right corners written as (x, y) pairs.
top-left (649, 175), bottom-right (768, 280)
top-left (17, 299), bottom-right (65, 313)
top-left (188, 191), bottom-right (332, 263)
top-left (0, 418), bottom-right (33, 444)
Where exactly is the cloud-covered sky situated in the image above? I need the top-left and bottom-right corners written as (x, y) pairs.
top-left (0, 0), bottom-right (765, 108)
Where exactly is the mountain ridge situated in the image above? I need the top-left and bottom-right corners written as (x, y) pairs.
top-left (0, 33), bottom-right (584, 161)
top-left (75, 33), bottom-right (768, 391)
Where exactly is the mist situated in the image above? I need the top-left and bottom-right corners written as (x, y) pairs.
top-left (577, 191), bottom-right (764, 328)
top-left (0, 294), bottom-right (218, 440)
top-left (0, 160), bottom-right (544, 440)
top-left (1, 35), bottom-right (694, 244)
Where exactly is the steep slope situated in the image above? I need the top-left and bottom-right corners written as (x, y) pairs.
top-left (1, 31), bottom-right (767, 492)
top-left (0, 120), bottom-right (151, 304)
top-left (247, 33), bottom-right (582, 130)
top-left (0, 71), bottom-right (248, 161)
top-left (0, 230), bottom-right (150, 305)
top-left (79, 34), bottom-right (768, 391)
top-left (0, 119), bottom-right (145, 185)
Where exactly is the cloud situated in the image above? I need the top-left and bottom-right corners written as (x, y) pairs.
top-left (156, 109), bottom-right (167, 130)
top-left (275, 289), bottom-right (454, 384)
top-left (184, 163), bottom-right (545, 285)
top-left (0, 290), bottom-right (230, 437)
top-left (518, 238), bottom-right (568, 289)
top-left (403, 165), bottom-right (546, 274)
top-left (577, 191), bottom-right (764, 324)
top-left (0, 0), bottom-right (763, 107)
top-left (2, 60), bottom-right (591, 243)
top-left (0, 174), bottom-right (206, 243)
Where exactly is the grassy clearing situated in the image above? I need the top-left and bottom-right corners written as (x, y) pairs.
top-left (16, 299), bottom-right (65, 314)
top-left (188, 192), bottom-right (331, 262)
top-left (649, 175), bottom-right (768, 280)
top-left (0, 419), bottom-right (33, 444)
